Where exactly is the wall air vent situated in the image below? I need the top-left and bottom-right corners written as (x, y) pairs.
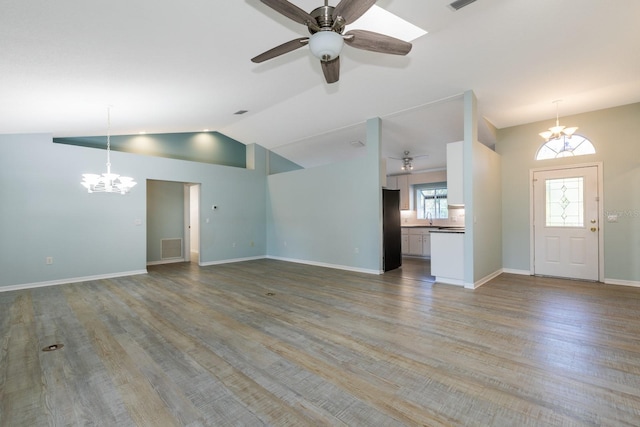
top-left (449, 0), bottom-right (477, 11)
top-left (161, 238), bottom-right (183, 259)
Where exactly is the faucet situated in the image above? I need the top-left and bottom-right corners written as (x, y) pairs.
top-left (427, 212), bottom-right (433, 226)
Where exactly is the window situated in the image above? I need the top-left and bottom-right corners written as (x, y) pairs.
top-left (415, 183), bottom-right (448, 220)
top-left (545, 177), bottom-right (584, 227)
top-left (536, 134), bottom-right (595, 160)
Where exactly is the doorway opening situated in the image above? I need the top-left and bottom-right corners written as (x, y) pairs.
top-left (186, 183), bottom-right (200, 264)
top-left (146, 180), bottom-right (200, 266)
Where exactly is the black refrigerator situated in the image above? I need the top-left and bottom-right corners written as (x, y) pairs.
top-left (383, 189), bottom-right (402, 272)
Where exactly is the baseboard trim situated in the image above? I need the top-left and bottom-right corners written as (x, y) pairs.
top-left (147, 258), bottom-right (186, 266)
top-left (604, 278), bottom-right (640, 288)
top-left (0, 270), bottom-right (148, 293)
top-left (467, 268), bottom-right (503, 289)
top-left (266, 256), bottom-right (381, 275)
top-left (434, 277), bottom-right (465, 286)
top-left (199, 256), bottom-right (266, 267)
top-left (502, 268), bottom-right (532, 276)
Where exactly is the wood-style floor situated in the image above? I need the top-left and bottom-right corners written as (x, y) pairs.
top-left (2, 259), bottom-right (640, 426)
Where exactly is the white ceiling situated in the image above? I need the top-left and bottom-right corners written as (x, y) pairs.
top-left (1, 0), bottom-right (639, 174)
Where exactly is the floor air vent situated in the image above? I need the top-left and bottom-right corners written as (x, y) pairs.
top-left (449, 0), bottom-right (477, 11)
top-left (161, 238), bottom-right (183, 259)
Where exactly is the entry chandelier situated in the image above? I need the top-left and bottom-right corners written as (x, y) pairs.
top-left (81, 108), bottom-right (137, 194)
top-left (539, 100), bottom-right (578, 142)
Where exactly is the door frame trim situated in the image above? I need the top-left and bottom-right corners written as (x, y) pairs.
top-left (529, 161), bottom-right (604, 281)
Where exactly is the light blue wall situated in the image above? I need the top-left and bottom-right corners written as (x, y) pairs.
top-left (471, 141), bottom-right (502, 282)
top-left (268, 151), bottom-right (303, 175)
top-left (496, 102), bottom-right (640, 282)
top-left (0, 133), bottom-right (266, 288)
top-left (147, 180), bottom-right (185, 263)
top-left (463, 90), bottom-right (503, 286)
top-left (265, 118), bottom-right (383, 273)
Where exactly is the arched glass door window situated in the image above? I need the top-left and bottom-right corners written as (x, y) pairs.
top-left (536, 134), bottom-right (596, 160)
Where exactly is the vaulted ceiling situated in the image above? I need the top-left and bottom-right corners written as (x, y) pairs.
top-left (2, 0), bottom-right (639, 174)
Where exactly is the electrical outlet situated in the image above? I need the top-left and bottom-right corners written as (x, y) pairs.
top-left (354, 247), bottom-right (359, 254)
top-left (232, 242), bottom-right (236, 248)
top-left (46, 257), bottom-right (53, 265)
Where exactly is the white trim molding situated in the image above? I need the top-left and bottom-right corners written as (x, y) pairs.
top-left (466, 268), bottom-right (503, 289)
top-left (200, 256), bottom-right (266, 267)
top-left (604, 278), bottom-right (640, 288)
top-left (147, 258), bottom-right (186, 266)
top-left (0, 270), bottom-right (148, 293)
top-left (502, 268), bottom-right (532, 276)
top-left (267, 256), bottom-right (382, 275)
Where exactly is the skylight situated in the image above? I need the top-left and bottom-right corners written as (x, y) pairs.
top-left (345, 5), bottom-right (428, 43)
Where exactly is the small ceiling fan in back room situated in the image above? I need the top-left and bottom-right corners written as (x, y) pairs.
top-left (390, 151), bottom-right (428, 172)
top-left (251, 0), bottom-right (413, 84)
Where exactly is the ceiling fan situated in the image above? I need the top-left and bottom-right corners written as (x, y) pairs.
top-left (390, 150), bottom-right (428, 171)
top-left (251, 0), bottom-right (413, 84)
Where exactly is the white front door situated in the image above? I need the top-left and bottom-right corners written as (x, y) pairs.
top-left (533, 166), bottom-right (600, 280)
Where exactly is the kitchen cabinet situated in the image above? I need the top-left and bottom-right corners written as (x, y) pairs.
top-left (447, 141), bottom-right (464, 206)
top-left (401, 228), bottom-right (409, 254)
top-left (430, 231), bottom-right (464, 285)
top-left (406, 228), bottom-right (431, 257)
top-left (397, 174), bottom-right (410, 210)
top-left (386, 175), bottom-right (398, 190)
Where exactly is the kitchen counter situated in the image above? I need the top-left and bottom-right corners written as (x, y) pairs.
top-left (430, 228), bottom-right (465, 234)
top-left (430, 232), bottom-right (465, 286)
top-left (403, 225), bottom-right (465, 233)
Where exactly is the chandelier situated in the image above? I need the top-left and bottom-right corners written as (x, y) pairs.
top-left (81, 108), bottom-right (137, 194)
top-left (539, 100), bottom-right (578, 142)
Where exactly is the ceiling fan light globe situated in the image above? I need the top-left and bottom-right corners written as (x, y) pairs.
top-left (309, 31), bottom-right (344, 61)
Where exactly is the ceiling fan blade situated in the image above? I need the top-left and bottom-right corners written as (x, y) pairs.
top-left (344, 30), bottom-right (412, 55)
top-left (251, 37), bottom-right (309, 63)
top-left (259, 0), bottom-right (316, 26)
top-left (332, 0), bottom-right (376, 24)
top-left (321, 57), bottom-right (340, 84)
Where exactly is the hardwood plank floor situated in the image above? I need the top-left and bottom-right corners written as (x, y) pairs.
top-left (1, 259), bottom-right (640, 426)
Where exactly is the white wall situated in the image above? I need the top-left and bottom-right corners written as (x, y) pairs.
top-left (496, 102), bottom-right (640, 283)
top-left (0, 134), bottom-right (267, 289)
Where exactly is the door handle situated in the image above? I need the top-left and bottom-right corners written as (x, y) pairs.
top-left (590, 227), bottom-right (597, 232)
top-left (590, 219), bottom-right (597, 224)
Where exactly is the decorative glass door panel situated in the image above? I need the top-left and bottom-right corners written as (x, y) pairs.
top-left (545, 177), bottom-right (584, 227)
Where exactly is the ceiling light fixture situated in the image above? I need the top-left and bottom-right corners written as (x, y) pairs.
top-left (401, 151), bottom-right (413, 171)
top-left (81, 107), bottom-right (137, 195)
top-left (309, 30), bottom-right (344, 61)
top-left (539, 100), bottom-right (578, 142)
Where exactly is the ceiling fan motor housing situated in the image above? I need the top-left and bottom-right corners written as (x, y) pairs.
top-left (309, 6), bottom-right (345, 34)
